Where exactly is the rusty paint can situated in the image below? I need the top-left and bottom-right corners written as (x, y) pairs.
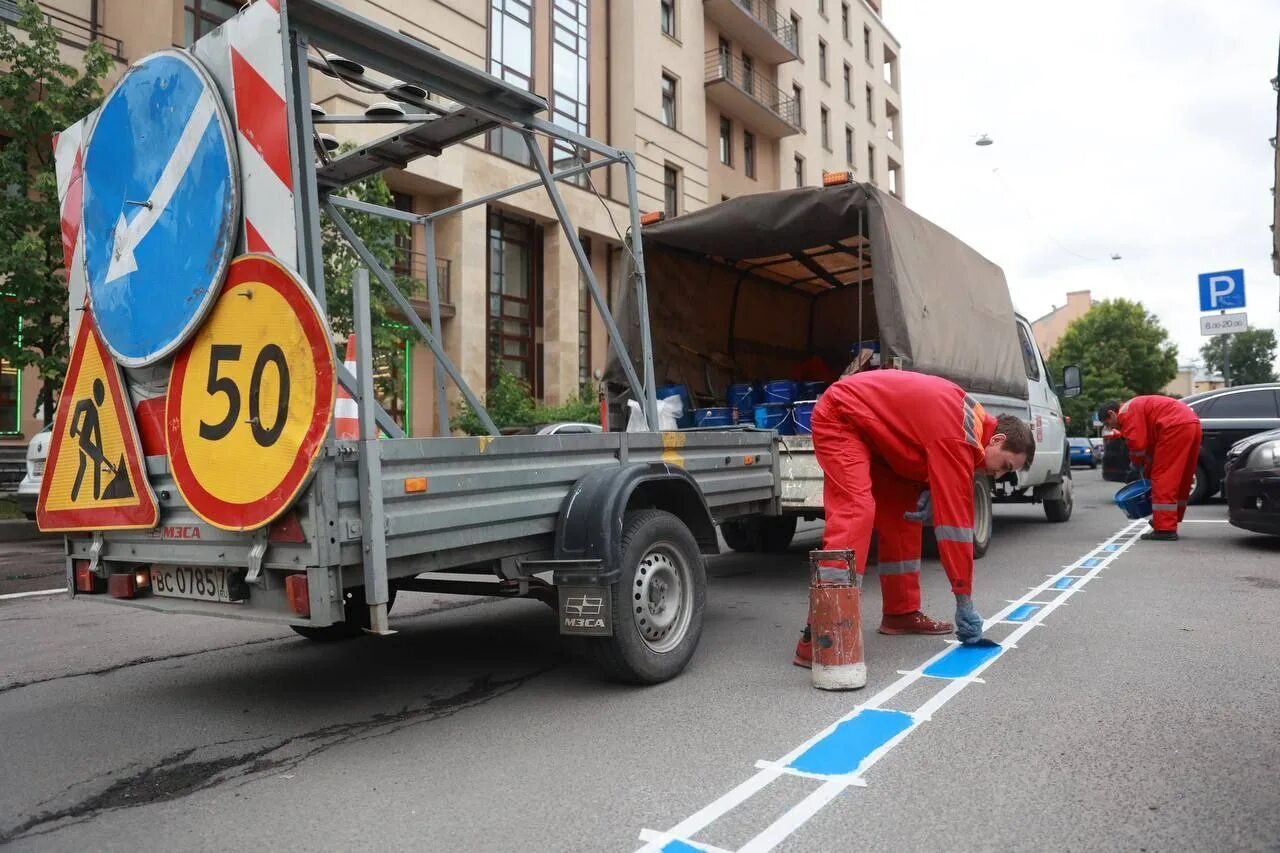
top-left (808, 549), bottom-right (866, 691)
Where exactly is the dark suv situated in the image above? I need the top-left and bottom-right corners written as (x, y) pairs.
top-left (1099, 384), bottom-right (1280, 501)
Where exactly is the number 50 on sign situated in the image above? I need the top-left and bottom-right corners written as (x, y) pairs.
top-left (166, 255), bottom-right (336, 531)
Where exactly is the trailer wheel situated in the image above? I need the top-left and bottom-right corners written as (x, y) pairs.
top-left (291, 586), bottom-right (397, 642)
top-left (720, 516), bottom-right (797, 553)
top-left (972, 474), bottom-right (992, 559)
top-left (584, 509), bottom-right (705, 684)
top-left (1044, 463), bottom-right (1074, 523)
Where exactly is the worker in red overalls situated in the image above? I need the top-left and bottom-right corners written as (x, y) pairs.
top-left (794, 370), bottom-right (1037, 667)
top-left (1098, 396), bottom-right (1202, 540)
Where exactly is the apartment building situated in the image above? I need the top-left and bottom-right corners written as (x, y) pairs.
top-left (1031, 289), bottom-right (1093, 358)
top-left (0, 0), bottom-right (905, 443)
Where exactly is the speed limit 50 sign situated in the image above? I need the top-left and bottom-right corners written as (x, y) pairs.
top-left (166, 254), bottom-right (336, 531)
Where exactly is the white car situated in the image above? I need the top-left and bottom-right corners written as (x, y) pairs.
top-left (16, 425), bottom-right (51, 521)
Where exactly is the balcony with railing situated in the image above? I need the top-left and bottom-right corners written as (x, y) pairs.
top-left (702, 0), bottom-right (798, 65)
top-left (391, 249), bottom-right (456, 319)
top-left (0, 0), bottom-right (123, 58)
top-left (704, 50), bottom-right (801, 138)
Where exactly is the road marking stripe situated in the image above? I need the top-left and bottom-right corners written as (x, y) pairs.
top-left (0, 588), bottom-right (65, 601)
top-left (635, 519), bottom-right (1147, 852)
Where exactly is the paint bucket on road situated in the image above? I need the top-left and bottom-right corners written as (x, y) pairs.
top-left (764, 379), bottom-right (797, 405)
top-left (808, 549), bottom-right (866, 691)
top-left (1114, 478), bottom-right (1153, 520)
top-left (727, 382), bottom-right (758, 422)
top-left (793, 400), bottom-right (817, 435)
top-left (694, 407), bottom-right (735, 427)
top-left (754, 403), bottom-right (794, 435)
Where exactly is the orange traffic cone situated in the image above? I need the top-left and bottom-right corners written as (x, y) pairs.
top-left (808, 549), bottom-right (866, 690)
top-left (333, 334), bottom-right (359, 440)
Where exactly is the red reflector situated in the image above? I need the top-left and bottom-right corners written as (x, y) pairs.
top-left (639, 210), bottom-right (665, 225)
top-left (108, 573), bottom-right (137, 599)
top-left (822, 170), bottom-right (853, 187)
top-left (74, 559), bottom-right (97, 593)
top-left (285, 574), bottom-right (311, 617)
top-left (268, 511), bottom-right (305, 544)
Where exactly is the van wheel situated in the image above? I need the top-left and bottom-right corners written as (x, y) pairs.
top-left (972, 475), bottom-right (992, 559)
top-left (582, 510), bottom-right (705, 685)
top-left (292, 586), bottom-right (397, 642)
top-left (1045, 463), bottom-right (1074, 523)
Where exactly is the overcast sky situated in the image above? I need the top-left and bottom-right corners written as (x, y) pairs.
top-left (884, 0), bottom-right (1280, 370)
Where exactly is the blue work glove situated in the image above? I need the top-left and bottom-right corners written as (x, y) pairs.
top-left (954, 594), bottom-right (983, 645)
top-left (904, 490), bottom-right (933, 525)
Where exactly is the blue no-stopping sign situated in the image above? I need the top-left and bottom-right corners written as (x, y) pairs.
top-left (1197, 269), bottom-right (1246, 312)
top-left (81, 49), bottom-right (239, 367)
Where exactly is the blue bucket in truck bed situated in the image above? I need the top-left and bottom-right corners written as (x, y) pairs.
top-left (794, 400), bottom-right (817, 434)
top-left (728, 382), bottom-right (758, 422)
top-left (694, 407), bottom-right (735, 427)
top-left (754, 403), bottom-right (794, 435)
top-left (764, 379), bottom-right (797, 405)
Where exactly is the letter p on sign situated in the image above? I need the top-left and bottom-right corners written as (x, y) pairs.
top-left (1198, 269), bottom-right (1246, 311)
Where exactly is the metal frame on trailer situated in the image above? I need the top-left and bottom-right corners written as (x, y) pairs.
top-left (275, 0), bottom-right (663, 630)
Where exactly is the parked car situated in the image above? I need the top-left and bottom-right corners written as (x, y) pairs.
top-left (1183, 383), bottom-right (1280, 502)
top-left (16, 425), bottom-right (52, 521)
top-left (1225, 428), bottom-right (1280, 535)
top-left (1101, 430), bottom-right (1137, 483)
top-left (1068, 437), bottom-right (1097, 469)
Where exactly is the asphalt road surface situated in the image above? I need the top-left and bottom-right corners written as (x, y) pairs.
top-left (2, 473), bottom-right (1278, 851)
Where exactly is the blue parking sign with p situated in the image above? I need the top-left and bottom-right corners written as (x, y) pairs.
top-left (1198, 269), bottom-right (1245, 311)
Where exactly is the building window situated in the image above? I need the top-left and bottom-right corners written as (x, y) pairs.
top-left (864, 24), bottom-right (872, 63)
top-left (818, 39), bottom-right (828, 83)
top-left (578, 237), bottom-right (593, 385)
top-left (661, 73), bottom-right (678, 128)
top-left (883, 45), bottom-right (899, 89)
top-left (794, 154), bottom-right (804, 188)
top-left (867, 142), bottom-right (876, 184)
top-left (865, 84), bottom-right (875, 123)
top-left (790, 13), bottom-right (801, 58)
top-left (660, 0), bottom-right (675, 37)
top-left (183, 0), bottom-right (236, 45)
top-left (719, 116), bottom-right (733, 166)
top-left (885, 100), bottom-right (899, 142)
top-left (0, 351), bottom-right (18, 435)
top-left (551, 0), bottom-right (590, 184)
top-left (792, 83), bottom-right (803, 128)
top-left (663, 164), bottom-right (680, 216)
top-left (841, 2), bottom-right (850, 41)
top-left (845, 125), bottom-right (854, 167)
top-left (818, 0), bottom-right (826, 16)
top-left (487, 209), bottom-right (541, 393)
top-left (820, 106), bottom-right (830, 150)
top-left (843, 62), bottom-right (852, 104)
top-left (888, 158), bottom-right (902, 198)
top-left (743, 131), bottom-right (756, 179)
top-left (488, 0), bottom-right (535, 165)
top-left (742, 53), bottom-right (754, 97)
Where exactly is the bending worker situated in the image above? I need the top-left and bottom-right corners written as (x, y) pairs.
top-left (1097, 397), bottom-right (1201, 541)
top-left (794, 370), bottom-right (1036, 669)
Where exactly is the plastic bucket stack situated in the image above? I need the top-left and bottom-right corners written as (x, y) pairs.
top-left (694, 407), bottom-right (735, 427)
top-left (728, 382), bottom-right (758, 424)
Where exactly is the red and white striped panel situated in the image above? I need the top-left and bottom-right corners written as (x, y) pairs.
top-left (53, 115), bottom-right (92, 344)
top-left (192, 0), bottom-right (296, 266)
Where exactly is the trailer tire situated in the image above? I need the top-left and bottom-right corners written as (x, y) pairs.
top-left (291, 586), bottom-right (397, 642)
top-left (720, 516), bottom-right (797, 553)
top-left (583, 509), bottom-right (705, 685)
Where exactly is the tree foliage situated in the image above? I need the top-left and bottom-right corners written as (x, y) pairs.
top-left (0, 1), bottom-right (110, 423)
top-left (1199, 328), bottom-right (1277, 386)
top-left (1047, 299), bottom-right (1178, 435)
top-left (451, 367), bottom-right (598, 435)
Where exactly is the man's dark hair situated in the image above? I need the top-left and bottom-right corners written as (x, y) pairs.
top-left (995, 414), bottom-right (1035, 470)
top-left (1097, 400), bottom-right (1121, 422)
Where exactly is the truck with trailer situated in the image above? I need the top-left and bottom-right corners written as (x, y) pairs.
top-left (51, 0), bottom-right (1077, 688)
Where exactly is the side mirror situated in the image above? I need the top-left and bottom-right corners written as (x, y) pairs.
top-left (1058, 364), bottom-right (1082, 398)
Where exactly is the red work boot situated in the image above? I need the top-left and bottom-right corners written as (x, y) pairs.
top-left (879, 611), bottom-right (954, 635)
top-left (792, 625), bottom-right (813, 669)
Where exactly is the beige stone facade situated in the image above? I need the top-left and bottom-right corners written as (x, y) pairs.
top-left (3, 0), bottom-right (904, 442)
top-left (1030, 289), bottom-right (1093, 359)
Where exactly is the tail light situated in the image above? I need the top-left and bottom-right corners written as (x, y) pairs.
top-left (639, 211), bottom-right (665, 225)
top-left (74, 559), bottom-right (101, 593)
top-left (285, 574), bottom-right (311, 617)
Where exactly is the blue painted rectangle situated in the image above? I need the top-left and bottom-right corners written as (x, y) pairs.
top-left (1104, 544), bottom-right (1119, 552)
top-left (662, 841), bottom-right (704, 853)
top-left (1053, 577), bottom-right (1077, 589)
top-left (1082, 557), bottom-right (1101, 568)
top-left (922, 641), bottom-right (1003, 679)
top-left (1198, 268), bottom-right (1245, 310)
top-left (788, 709), bottom-right (914, 776)
top-left (1007, 604), bottom-right (1040, 622)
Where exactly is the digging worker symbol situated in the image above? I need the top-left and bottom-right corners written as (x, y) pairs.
top-left (68, 378), bottom-right (132, 502)
top-left (793, 370), bottom-right (1037, 669)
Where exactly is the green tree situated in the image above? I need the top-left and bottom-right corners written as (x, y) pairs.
top-left (451, 367), bottom-right (598, 436)
top-left (320, 163), bottom-right (414, 427)
top-left (0, 1), bottom-right (110, 424)
top-left (1047, 299), bottom-right (1178, 436)
top-left (1199, 328), bottom-right (1278, 386)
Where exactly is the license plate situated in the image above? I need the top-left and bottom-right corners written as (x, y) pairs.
top-left (32, 460), bottom-right (44, 477)
top-left (151, 566), bottom-right (232, 602)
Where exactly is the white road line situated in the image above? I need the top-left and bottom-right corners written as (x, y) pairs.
top-left (635, 519), bottom-right (1146, 852)
top-left (1180, 519), bottom-right (1229, 523)
top-left (0, 587), bottom-right (65, 601)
